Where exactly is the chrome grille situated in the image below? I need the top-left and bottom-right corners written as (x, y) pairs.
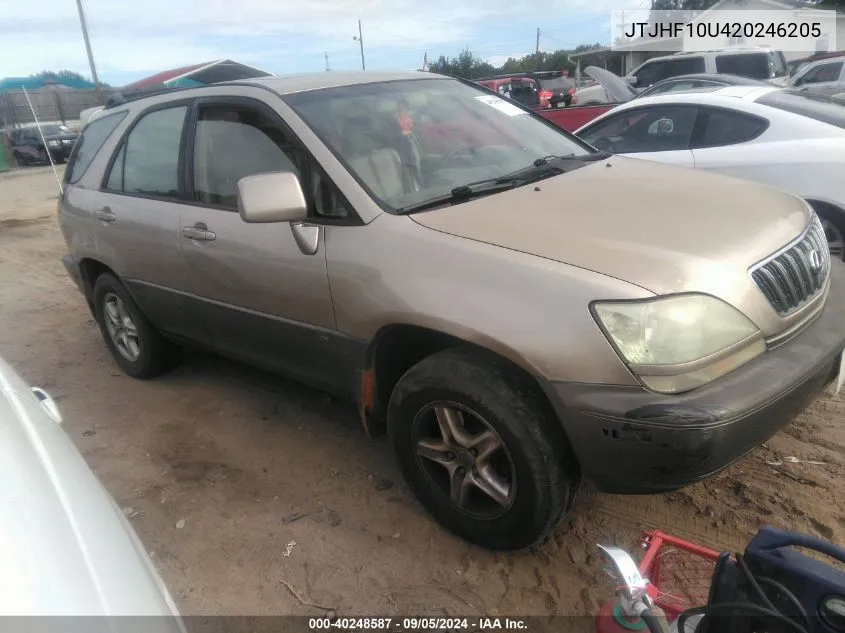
top-left (751, 216), bottom-right (830, 316)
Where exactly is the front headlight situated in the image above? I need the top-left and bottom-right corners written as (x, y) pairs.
top-left (47, 140), bottom-right (60, 147)
top-left (593, 294), bottom-right (765, 394)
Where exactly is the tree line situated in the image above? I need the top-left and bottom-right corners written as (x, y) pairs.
top-left (428, 44), bottom-right (614, 80)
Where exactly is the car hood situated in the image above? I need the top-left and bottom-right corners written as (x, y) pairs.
top-left (411, 156), bottom-right (810, 298)
top-left (0, 357), bottom-right (183, 623)
top-left (584, 66), bottom-right (636, 103)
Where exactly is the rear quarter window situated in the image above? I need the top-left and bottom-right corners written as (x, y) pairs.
top-left (756, 90), bottom-right (845, 130)
top-left (65, 111), bottom-right (127, 185)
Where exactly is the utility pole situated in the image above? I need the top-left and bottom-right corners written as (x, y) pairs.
top-left (535, 27), bottom-right (541, 70)
top-left (325, 52), bottom-right (331, 71)
top-left (353, 20), bottom-right (366, 70)
top-left (75, 0), bottom-right (104, 104)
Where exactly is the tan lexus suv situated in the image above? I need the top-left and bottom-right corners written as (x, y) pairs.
top-left (58, 71), bottom-right (845, 550)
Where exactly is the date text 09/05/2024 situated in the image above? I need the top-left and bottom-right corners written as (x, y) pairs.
top-left (308, 618), bottom-right (528, 631)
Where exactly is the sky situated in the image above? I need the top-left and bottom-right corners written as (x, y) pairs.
top-left (1, 0), bottom-right (647, 87)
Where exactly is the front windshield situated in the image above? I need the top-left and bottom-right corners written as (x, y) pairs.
top-left (284, 78), bottom-right (592, 212)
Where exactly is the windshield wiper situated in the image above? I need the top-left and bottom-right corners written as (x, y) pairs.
top-left (394, 151), bottom-right (612, 215)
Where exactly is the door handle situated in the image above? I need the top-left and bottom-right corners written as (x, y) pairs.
top-left (96, 207), bottom-right (116, 224)
top-left (182, 225), bottom-right (217, 242)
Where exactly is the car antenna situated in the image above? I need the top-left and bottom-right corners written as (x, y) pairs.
top-left (20, 86), bottom-right (64, 196)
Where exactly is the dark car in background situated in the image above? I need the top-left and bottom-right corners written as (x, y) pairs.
top-left (634, 73), bottom-right (770, 99)
top-left (477, 70), bottom-right (575, 108)
top-left (10, 123), bottom-right (79, 165)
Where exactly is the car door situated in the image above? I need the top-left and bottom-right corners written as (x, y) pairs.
top-left (689, 106), bottom-right (772, 182)
top-left (97, 101), bottom-right (204, 342)
top-left (577, 105), bottom-right (698, 167)
top-left (793, 60), bottom-right (845, 96)
top-left (178, 93), bottom-right (349, 394)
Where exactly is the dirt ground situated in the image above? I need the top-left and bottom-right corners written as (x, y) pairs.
top-left (1, 166), bottom-right (843, 620)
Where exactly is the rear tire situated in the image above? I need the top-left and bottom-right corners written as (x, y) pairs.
top-left (38, 148), bottom-right (49, 164)
top-left (387, 347), bottom-right (578, 550)
top-left (92, 273), bottom-right (179, 379)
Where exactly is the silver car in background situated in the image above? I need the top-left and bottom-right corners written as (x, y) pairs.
top-left (0, 355), bottom-right (183, 627)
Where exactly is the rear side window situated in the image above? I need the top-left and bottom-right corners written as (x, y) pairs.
top-left (693, 108), bottom-right (768, 148)
top-left (715, 53), bottom-right (770, 79)
top-left (105, 105), bottom-right (187, 198)
top-left (756, 90), bottom-right (845, 130)
top-left (65, 111), bottom-right (127, 184)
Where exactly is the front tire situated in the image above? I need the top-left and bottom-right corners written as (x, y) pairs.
top-left (387, 347), bottom-right (578, 550)
top-left (92, 273), bottom-right (178, 379)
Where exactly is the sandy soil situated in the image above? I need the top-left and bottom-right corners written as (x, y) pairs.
top-left (1, 166), bottom-right (843, 621)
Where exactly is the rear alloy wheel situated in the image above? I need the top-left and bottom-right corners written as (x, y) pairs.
top-left (93, 273), bottom-right (179, 379)
top-left (388, 347), bottom-right (578, 550)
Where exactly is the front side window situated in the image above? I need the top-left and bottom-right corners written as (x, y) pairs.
top-left (692, 108), bottom-right (768, 148)
top-left (106, 106), bottom-right (187, 198)
top-left (579, 106), bottom-right (698, 153)
top-left (284, 78), bottom-right (592, 213)
top-left (66, 110), bottom-right (127, 184)
top-left (192, 104), bottom-right (300, 208)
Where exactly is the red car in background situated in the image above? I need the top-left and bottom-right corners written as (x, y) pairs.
top-left (474, 68), bottom-right (621, 133)
top-left (476, 70), bottom-right (576, 109)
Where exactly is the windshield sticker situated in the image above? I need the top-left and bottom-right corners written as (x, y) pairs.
top-left (474, 95), bottom-right (526, 117)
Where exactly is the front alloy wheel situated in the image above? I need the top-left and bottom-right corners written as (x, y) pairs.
top-left (413, 403), bottom-right (516, 518)
top-left (388, 347), bottom-right (578, 550)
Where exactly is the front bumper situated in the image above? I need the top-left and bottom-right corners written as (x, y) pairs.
top-left (545, 261), bottom-right (845, 494)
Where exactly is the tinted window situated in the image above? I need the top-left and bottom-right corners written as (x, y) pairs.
top-left (65, 111), bottom-right (127, 184)
top-left (635, 57), bottom-right (705, 86)
top-left (580, 106), bottom-right (698, 153)
top-left (106, 106), bottom-right (186, 198)
top-left (538, 77), bottom-right (573, 91)
top-left (715, 53), bottom-right (771, 79)
top-left (756, 90), bottom-right (845, 129)
top-left (693, 108), bottom-right (768, 148)
top-left (797, 61), bottom-right (844, 85)
top-left (192, 105), bottom-right (300, 208)
top-left (633, 61), bottom-right (669, 87)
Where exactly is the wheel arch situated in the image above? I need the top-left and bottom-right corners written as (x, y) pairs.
top-left (77, 258), bottom-right (118, 311)
top-left (357, 323), bottom-right (562, 440)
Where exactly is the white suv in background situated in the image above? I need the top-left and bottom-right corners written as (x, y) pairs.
top-left (575, 47), bottom-right (788, 105)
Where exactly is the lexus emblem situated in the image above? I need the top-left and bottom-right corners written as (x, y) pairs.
top-left (808, 249), bottom-right (823, 273)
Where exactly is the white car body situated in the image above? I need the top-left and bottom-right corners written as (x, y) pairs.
top-left (0, 356), bottom-right (183, 626)
top-left (574, 86), bottom-right (845, 254)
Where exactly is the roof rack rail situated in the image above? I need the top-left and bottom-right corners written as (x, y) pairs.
top-left (104, 84), bottom-right (187, 109)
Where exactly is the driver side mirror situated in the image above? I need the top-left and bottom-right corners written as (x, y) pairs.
top-left (238, 171), bottom-right (308, 224)
top-left (625, 76), bottom-right (638, 87)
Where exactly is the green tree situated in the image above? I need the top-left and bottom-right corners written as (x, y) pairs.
top-left (32, 70), bottom-right (111, 88)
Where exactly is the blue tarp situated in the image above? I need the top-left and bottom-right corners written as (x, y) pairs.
top-left (0, 76), bottom-right (97, 92)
